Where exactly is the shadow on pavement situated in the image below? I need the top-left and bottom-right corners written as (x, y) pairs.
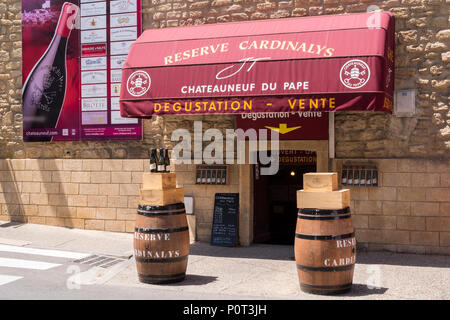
top-left (166, 274), bottom-right (219, 287)
top-left (356, 251), bottom-right (450, 269)
top-left (190, 242), bottom-right (450, 269)
top-left (0, 221), bottom-right (25, 228)
top-left (189, 242), bottom-right (295, 261)
top-left (340, 283), bottom-right (389, 297)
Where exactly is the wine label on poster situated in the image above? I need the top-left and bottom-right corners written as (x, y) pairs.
top-left (110, 69), bottom-right (122, 83)
top-left (81, 83), bottom-right (107, 98)
top-left (110, 0), bottom-right (137, 14)
top-left (111, 111), bottom-right (138, 124)
top-left (111, 97), bottom-right (120, 110)
top-left (80, 2), bottom-right (106, 17)
top-left (110, 55), bottom-right (127, 69)
top-left (81, 29), bottom-right (107, 44)
top-left (82, 98), bottom-right (108, 111)
top-left (81, 15), bottom-right (107, 30)
top-left (81, 56), bottom-right (107, 70)
top-left (110, 13), bottom-right (137, 28)
top-left (81, 70), bottom-right (107, 84)
top-left (81, 43), bottom-right (107, 57)
top-left (111, 83), bottom-right (121, 96)
top-left (82, 111), bottom-right (108, 125)
top-left (110, 40), bottom-right (133, 55)
top-left (110, 27), bottom-right (137, 42)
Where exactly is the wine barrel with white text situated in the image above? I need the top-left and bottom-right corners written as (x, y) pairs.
top-left (134, 202), bottom-right (189, 284)
top-left (294, 207), bottom-right (356, 294)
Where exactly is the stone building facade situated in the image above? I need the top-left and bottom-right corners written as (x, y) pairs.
top-left (0, 0), bottom-right (449, 254)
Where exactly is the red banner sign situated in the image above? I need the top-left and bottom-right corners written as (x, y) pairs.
top-left (120, 12), bottom-right (395, 118)
top-left (236, 111), bottom-right (328, 140)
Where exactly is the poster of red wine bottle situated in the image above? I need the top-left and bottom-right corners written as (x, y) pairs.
top-left (21, 0), bottom-right (142, 142)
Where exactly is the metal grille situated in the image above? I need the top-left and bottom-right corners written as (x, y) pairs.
top-left (73, 254), bottom-right (126, 268)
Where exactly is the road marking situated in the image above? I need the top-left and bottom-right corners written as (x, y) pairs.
top-left (0, 274), bottom-right (23, 286)
top-left (0, 257), bottom-right (61, 270)
top-left (0, 244), bottom-right (91, 260)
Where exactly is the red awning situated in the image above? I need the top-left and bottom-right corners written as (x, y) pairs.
top-left (120, 11), bottom-right (395, 118)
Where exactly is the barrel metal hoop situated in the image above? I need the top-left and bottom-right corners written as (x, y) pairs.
top-left (300, 283), bottom-right (352, 290)
top-left (138, 272), bottom-right (186, 280)
top-left (297, 214), bottom-right (351, 221)
top-left (138, 202), bottom-right (185, 212)
top-left (135, 226), bottom-right (189, 234)
top-left (135, 255), bottom-right (188, 263)
top-left (295, 232), bottom-right (355, 241)
top-left (299, 207), bottom-right (350, 215)
top-left (137, 208), bottom-right (186, 217)
top-left (296, 264), bottom-right (355, 272)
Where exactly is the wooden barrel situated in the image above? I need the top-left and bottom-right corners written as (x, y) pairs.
top-left (134, 202), bottom-right (189, 284)
top-left (294, 207), bottom-right (356, 295)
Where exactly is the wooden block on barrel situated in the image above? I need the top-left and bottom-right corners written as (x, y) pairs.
top-left (297, 189), bottom-right (350, 209)
top-left (142, 172), bottom-right (177, 190)
top-left (140, 188), bottom-right (184, 206)
top-left (303, 173), bottom-right (338, 192)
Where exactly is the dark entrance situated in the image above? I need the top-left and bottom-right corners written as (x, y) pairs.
top-left (253, 151), bottom-right (316, 245)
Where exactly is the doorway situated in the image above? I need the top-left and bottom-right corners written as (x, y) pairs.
top-left (253, 151), bottom-right (317, 245)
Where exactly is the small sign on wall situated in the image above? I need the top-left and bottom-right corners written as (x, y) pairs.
top-left (394, 89), bottom-right (416, 117)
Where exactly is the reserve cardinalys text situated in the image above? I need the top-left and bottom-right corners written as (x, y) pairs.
top-left (164, 40), bottom-right (335, 65)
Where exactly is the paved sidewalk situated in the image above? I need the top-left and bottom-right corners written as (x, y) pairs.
top-left (1, 221), bottom-right (449, 300)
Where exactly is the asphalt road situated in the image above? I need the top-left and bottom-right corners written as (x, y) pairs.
top-left (0, 243), bottom-right (262, 301)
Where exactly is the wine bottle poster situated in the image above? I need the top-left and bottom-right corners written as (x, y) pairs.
top-left (21, 0), bottom-right (142, 142)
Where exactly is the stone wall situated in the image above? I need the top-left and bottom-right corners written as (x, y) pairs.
top-left (0, 159), bottom-right (143, 232)
top-left (0, 0), bottom-right (448, 159)
top-left (334, 158), bottom-right (450, 255)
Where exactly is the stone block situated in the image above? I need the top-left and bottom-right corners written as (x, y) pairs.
top-left (79, 183), bottom-right (99, 195)
top-left (382, 201), bottom-right (411, 216)
top-left (411, 201), bottom-right (439, 216)
top-left (105, 220), bottom-right (125, 232)
top-left (368, 187), bottom-right (397, 201)
top-left (111, 172), bottom-right (132, 184)
top-left (85, 219), bottom-right (105, 231)
top-left (90, 172), bottom-right (111, 184)
top-left (354, 200), bottom-right (383, 215)
top-left (382, 173), bottom-right (411, 187)
top-left (397, 187), bottom-right (427, 201)
top-left (369, 216), bottom-right (397, 229)
top-left (411, 173), bottom-right (440, 187)
top-left (410, 231), bottom-right (439, 246)
top-left (426, 188), bottom-right (450, 202)
top-left (120, 184), bottom-right (140, 196)
top-left (397, 216), bottom-right (426, 231)
top-left (426, 217), bottom-right (450, 231)
top-left (71, 171), bottom-right (90, 184)
top-left (96, 207), bottom-right (116, 220)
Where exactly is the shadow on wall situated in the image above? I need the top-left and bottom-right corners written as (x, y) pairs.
top-left (0, 160), bottom-right (25, 222)
top-left (0, 159), bottom-right (79, 228)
